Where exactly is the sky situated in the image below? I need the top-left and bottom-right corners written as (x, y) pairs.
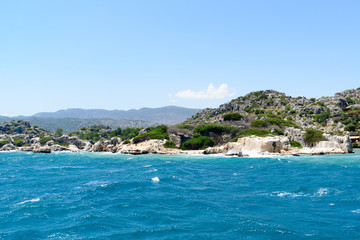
top-left (1, 0), bottom-right (359, 116)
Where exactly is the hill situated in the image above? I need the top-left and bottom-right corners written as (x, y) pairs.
top-left (184, 88), bottom-right (360, 135)
top-left (32, 106), bottom-right (200, 125)
top-left (0, 117), bottom-right (155, 133)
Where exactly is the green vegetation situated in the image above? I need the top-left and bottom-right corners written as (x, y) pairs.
top-left (303, 128), bottom-right (324, 146)
top-left (40, 137), bottom-right (53, 146)
top-left (345, 124), bottom-right (357, 132)
top-left (133, 125), bottom-right (169, 144)
top-left (353, 143), bottom-right (360, 148)
top-left (78, 132), bottom-right (101, 142)
top-left (251, 120), bottom-right (269, 128)
top-left (290, 141), bottom-right (302, 148)
top-left (123, 139), bottom-right (131, 144)
top-left (176, 124), bottom-right (194, 130)
top-left (55, 128), bottom-right (63, 137)
top-left (0, 140), bottom-right (10, 148)
top-left (223, 112), bottom-right (243, 121)
top-left (163, 140), bottom-right (177, 148)
top-left (13, 138), bottom-right (24, 147)
top-left (180, 136), bottom-right (216, 150)
top-left (194, 124), bottom-right (236, 136)
top-left (314, 111), bottom-right (330, 124)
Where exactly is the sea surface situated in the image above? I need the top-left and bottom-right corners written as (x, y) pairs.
top-left (0, 151), bottom-right (359, 239)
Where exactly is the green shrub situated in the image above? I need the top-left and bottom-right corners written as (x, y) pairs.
top-left (345, 124), bottom-right (356, 132)
top-left (180, 136), bottom-right (216, 150)
top-left (177, 124), bottom-right (194, 130)
top-left (304, 128), bottom-right (324, 146)
top-left (193, 124), bottom-right (235, 136)
top-left (223, 112), bottom-right (243, 121)
top-left (133, 125), bottom-right (169, 144)
top-left (255, 109), bottom-right (265, 115)
top-left (40, 137), bottom-right (53, 146)
top-left (251, 120), bottom-right (269, 128)
top-left (314, 111), bottom-right (330, 123)
top-left (13, 138), bottom-right (24, 147)
top-left (352, 143), bottom-right (360, 148)
top-left (0, 140), bottom-right (10, 148)
top-left (164, 140), bottom-right (177, 148)
top-left (290, 110), bottom-right (296, 114)
top-left (290, 141), bottom-right (302, 148)
top-left (123, 139), bottom-right (130, 144)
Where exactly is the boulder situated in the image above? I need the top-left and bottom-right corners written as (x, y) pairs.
top-left (54, 135), bottom-right (89, 150)
top-left (0, 143), bottom-right (16, 151)
top-left (32, 145), bottom-right (51, 153)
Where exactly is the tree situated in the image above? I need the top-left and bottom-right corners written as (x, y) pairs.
top-left (304, 128), bottom-right (324, 147)
top-left (55, 128), bottom-right (64, 137)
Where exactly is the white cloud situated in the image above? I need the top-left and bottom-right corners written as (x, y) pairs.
top-left (175, 83), bottom-right (234, 99)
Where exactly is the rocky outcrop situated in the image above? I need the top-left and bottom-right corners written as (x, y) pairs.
top-left (53, 135), bottom-right (91, 150)
top-left (204, 136), bottom-right (290, 155)
top-left (0, 143), bottom-right (16, 151)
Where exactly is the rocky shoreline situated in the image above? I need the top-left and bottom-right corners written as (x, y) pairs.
top-left (0, 131), bottom-right (353, 156)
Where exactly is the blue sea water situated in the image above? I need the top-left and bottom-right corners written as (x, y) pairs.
top-left (0, 151), bottom-right (359, 239)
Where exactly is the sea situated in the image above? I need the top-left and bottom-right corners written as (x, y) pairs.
top-left (0, 151), bottom-right (359, 239)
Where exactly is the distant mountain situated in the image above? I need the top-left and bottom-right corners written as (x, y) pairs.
top-left (32, 106), bottom-right (200, 125)
top-left (0, 117), bottom-right (156, 133)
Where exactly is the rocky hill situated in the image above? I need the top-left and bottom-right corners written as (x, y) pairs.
top-left (184, 88), bottom-right (360, 135)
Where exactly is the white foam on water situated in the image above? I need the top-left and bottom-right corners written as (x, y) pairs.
top-left (144, 165), bottom-right (152, 168)
top-left (316, 188), bottom-right (329, 196)
top-left (351, 209), bottom-right (360, 214)
top-left (151, 177), bottom-right (160, 183)
top-left (329, 203), bottom-right (335, 206)
top-left (17, 198), bottom-right (41, 205)
top-left (145, 169), bottom-right (157, 173)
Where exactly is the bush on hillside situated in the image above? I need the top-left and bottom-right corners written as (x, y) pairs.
top-left (40, 137), bottom-right (53, 146)
top-left (303, 128), bottom-right (324, 146)
top-left (193, 124), bottom-right (236, 136)
top-left (223, 113), bottom-right (243, 121)
top-left (13, 138), bottom-right (24, 147)
top-left (290, 141), bottom-right (302, 148)
top-left (180, 136), bottom-right (216, 150)
top-left (0, 140), bottom-right (10, 148)
top-left (163, 140), bottom-right (177, 148)
top-left (251, 120), bottom-right (269, 128)
top-left (133, 125), bottom-right (169, 144)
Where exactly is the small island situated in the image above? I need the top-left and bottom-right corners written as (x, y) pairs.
top-left (1, 88), bottom-right (359, 156)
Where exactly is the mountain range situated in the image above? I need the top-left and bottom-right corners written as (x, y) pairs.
top-left (0, 106), bottom-right (200, 133)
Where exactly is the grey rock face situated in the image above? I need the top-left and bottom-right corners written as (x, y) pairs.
top-left (0, 144), bottom-right (16, 151)
top-left (54, 136), bottom-right (89, 150)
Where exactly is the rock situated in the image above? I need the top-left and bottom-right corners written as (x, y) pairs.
top-left (91, 141), bottom-right (107, 152)
top-left (68, 144), bottom-right (80, 152)
top-left (205, 136), bottom-right (289, 155)
top-left (32, 145), bottom-right (51, 153)
top-left (50, 145), bottom-right (68, 151)
top-left (54, 135), bottom-right (89, 150)
top-left (0, 143), bottom-right (16, 151)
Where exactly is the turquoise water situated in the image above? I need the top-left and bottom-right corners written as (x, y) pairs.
top-left (0, 151), bottom-right (359, 239)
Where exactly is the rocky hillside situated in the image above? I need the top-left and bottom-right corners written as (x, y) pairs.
top-left (184, 88), bottom-right (360, 135)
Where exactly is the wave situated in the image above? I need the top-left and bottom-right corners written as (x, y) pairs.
top-left (16, 197), bottom-right (41, 205)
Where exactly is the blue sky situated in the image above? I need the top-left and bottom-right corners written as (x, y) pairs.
top-left (0, 0), bottom-right (359, 116)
